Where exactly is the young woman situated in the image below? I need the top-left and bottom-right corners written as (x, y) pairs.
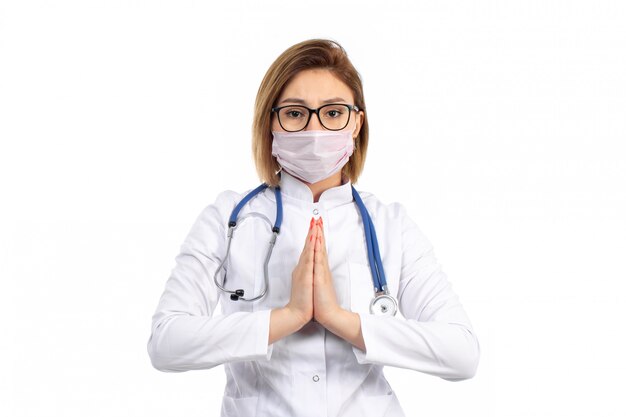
top-left (147, 38), bottom-right (480, 417)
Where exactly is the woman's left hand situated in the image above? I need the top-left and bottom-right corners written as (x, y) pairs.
top-left (312, 217), bottom-right (342, 327)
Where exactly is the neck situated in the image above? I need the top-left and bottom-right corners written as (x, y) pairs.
top-left (306, 171), bottom-right (343, 203)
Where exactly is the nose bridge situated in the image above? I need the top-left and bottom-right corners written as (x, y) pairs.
top-left (305, 108), bottom-right (324, 130)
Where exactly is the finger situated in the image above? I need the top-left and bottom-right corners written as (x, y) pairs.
top-left (313, 230), bottom-right (322, 275)
top-left (314, 224), bottom-right (324, 264)
top-left (316, 219), bottom-right (327, 258)
top-left (310, 218), bottom-right (320, 243)
top-left (305, 217), bottom-right (319, 249)
top-left (305, 217), bottom-right (315, 243)
top-left (306, 221), bottom-right (319, 258)
top-left (299, 217), bottom-right (317, 263)
top-left (313, 226), bottom-right (328, 284)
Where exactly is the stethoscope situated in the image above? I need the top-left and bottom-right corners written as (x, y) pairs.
top-left (213, 183), bottom-right (398, 316)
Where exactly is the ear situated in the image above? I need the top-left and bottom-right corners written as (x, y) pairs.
top-left (353, 110), bottom-right (365, 139)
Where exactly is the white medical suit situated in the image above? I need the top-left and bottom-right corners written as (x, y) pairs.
top-left (147, 170), bottom-right (480, 417)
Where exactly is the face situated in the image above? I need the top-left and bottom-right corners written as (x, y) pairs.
top-left (271, 69), bottom-right (364, 138)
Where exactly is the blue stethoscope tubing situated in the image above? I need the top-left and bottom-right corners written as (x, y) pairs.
top-left (213, 182), bottom-right (398, 316)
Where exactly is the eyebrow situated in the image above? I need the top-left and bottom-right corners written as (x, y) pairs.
top-left (277, 97), bottom-right (347, 106)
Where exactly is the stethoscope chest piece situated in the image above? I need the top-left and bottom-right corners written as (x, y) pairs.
top-left (370, 293), bottom-right (398, 316)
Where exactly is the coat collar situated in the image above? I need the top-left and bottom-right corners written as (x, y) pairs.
top-left (267, 169), bottom-right (354, 209)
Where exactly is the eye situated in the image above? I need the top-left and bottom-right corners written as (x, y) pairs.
top-left (322, 106), bottom-right (345, 118)
top-left (281, 106), bottom-right (308, 119)
top-left (287, 110), bottom-right (303, 118)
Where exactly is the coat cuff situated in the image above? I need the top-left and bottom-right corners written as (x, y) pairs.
top-left (351, 312), bottom-right (380, 364)
top-left (256, 308), bottom-right (274, 361)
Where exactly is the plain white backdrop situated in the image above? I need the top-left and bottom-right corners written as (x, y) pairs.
top-left (1, 0), bottom-right (625, 416)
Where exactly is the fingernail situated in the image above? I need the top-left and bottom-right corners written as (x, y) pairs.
top-left (320, 217), bottom-right (323, 225)
top-left (309, 217), bottom-right (314, 230)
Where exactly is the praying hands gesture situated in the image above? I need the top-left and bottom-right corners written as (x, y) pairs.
top-left (272, 217), bottom-right (365, 351)
top-left (286, 217), bottom-right (341, 327)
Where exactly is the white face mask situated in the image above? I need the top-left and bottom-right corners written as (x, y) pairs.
top-left (271, 128), bottom-right (355, 184)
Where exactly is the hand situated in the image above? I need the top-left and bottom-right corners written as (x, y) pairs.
top-left (312, 217), bottom-right (342, 327)
top-left (285, 217), bottom-right (317, 328)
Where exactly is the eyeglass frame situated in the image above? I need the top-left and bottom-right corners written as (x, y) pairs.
top-left (270, 103), bottom-right (361, 132)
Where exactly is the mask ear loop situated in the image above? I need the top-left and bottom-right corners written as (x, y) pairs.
top-left (350, 119), bottom-right (358, 149)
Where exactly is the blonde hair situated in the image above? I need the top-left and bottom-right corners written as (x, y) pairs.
top-left (252, 39), bottom-right (369, 187)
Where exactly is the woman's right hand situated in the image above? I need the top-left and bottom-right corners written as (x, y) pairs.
top-left (285, 217), bottom-right (318, 328)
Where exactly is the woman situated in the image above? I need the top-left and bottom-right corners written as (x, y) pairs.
top-left (147, 38), bottom-right (480, 417)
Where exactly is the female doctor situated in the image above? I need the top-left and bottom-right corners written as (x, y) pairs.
top-left (147, 39), bottom-right (480, 417)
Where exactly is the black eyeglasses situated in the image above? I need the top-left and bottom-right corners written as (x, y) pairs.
top-left (271, 103), bottom-right (360, 132)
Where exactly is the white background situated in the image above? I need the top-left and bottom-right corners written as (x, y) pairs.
top-left (1, 1), bottom-right (625, 416)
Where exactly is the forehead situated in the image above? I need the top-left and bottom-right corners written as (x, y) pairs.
top-left (278, 69), bottom-right (354, 104)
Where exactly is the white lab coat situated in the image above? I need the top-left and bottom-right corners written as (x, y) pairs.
top-left (147, 170), bottom-right (480, 417)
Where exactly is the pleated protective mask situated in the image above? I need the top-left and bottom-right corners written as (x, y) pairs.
top-left (271, 128), bottom-right (355, 184)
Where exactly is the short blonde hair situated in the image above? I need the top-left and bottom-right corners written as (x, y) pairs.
top-left (252, 39), bottom-right (369, 187)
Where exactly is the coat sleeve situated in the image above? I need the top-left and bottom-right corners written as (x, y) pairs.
top-left (147, 190), bottom-right (274, 372)
top-left (351, 203), bottom-right (480, 381)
